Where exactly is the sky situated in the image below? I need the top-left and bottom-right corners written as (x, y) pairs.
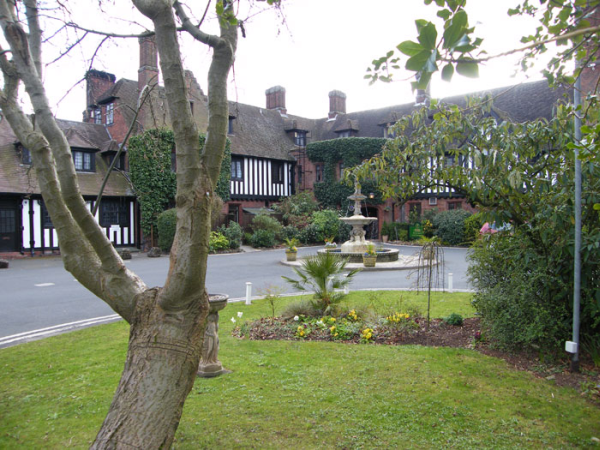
top-left (40, 0), bottom-right (551, 122)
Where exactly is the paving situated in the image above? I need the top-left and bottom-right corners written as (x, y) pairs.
top-left (0, 244), bottom-right (471, 346)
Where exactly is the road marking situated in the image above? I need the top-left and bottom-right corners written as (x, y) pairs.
top-left (34, 283), bottom-right (55, 287)
top-left (0, 314), bottom-right (121, 348)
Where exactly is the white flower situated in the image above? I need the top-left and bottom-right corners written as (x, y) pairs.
top-left (231, 317), bottom-right (236, 324)
top-left (294, 315), bottom-right (300, 321)
top-left (237, 311), bottom-right (243, 318)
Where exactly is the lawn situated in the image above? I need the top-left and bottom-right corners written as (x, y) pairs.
top-left (1, 291), bottom-right (598, 449)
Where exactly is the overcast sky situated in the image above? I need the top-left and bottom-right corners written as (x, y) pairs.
top-left (42, 0), bottom-right (551, 122)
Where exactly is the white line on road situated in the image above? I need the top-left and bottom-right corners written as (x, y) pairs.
top-left (0, 314), bottom-right (121, 347)
top-left (34, 283), bottom-right (55, 287)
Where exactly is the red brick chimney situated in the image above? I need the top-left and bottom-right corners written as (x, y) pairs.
top-left (265, 86), bottom-right (286, 114)
top-left (138, 35), bottom-right (159, 92)
top-left (328, 90), bottom-right (346, 119)
top-left (84, 69), bottom-right (115, 122)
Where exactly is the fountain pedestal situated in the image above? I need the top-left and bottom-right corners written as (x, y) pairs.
top-left (340, 184), bottom-right (377, 254)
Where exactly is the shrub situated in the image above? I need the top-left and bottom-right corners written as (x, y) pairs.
top-left (337, 222), bottom-right (352, 242)
top-left (157, 208), bottom-right (177, 252)
top-left (386, 222), bottom-right (409, 241)
top-left (273, 192), bottom-right (319, 226)
top-left (432, 209), bottom-right (472, 245)
top-left (282, 224), bottom-right (300, 241)
top-left (444, 313), bottom-right (464, 326)
top-left (468, 232), bottom-right (571, 350)
top-left (311, 210), bottom-right (340, 243)
top-left (298, 223), bottom-right (320, 244)
top-left (250, 229), bottom-right (276, 248)
top-left (219, 221), bottom-right (243, 249)
top-left (209, 231), bottom-right (230, 253)
top-left (251, 213), bottom-right (283, 241)
top-left (463, 212), bottom-right (486, 244)
top-left (281, 299), bottom-right (320, 319)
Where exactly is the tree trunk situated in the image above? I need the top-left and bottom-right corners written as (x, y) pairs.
top-left (91, 288), bottom-right (209, 449)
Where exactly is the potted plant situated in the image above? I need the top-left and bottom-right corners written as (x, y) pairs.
top-left (362, 243), bottom-right (377, 267)
top-left (284, 237), bottom-right (299, 261)
top-left (324, 236), bottom-right (337, 251)
top-left (380, 221), bottom-right (390, 243)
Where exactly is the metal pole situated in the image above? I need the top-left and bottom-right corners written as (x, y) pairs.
top-left (448, 272), bottom-right (454, 293)
top-left (571, 68), bottom-right (582, 373)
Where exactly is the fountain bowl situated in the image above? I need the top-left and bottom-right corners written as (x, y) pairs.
top-left (318, 248), bottom-right (399, 263)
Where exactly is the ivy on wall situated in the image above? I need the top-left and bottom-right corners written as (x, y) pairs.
top-left (307, 137), bottom-right (386, 210)
top-left (129, 128), bottom-right (231, 236)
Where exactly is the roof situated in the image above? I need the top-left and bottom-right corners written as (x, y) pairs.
top-left (0, 118), bottom-right (134, 197)
top-left (227, 101), bottom-right (298, 161)
top-left (308, 80), bottom-right (569, 142)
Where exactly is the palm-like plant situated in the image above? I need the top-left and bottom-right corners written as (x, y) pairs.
top-left (282, 252), bottom-right (360, 313)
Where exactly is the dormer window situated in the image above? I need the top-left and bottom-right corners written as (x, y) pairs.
top-left (294, 131), bottom-right (307, 147)
top-left (228, 117), bottom-right (234, 134)
top-left (105, 103), bottom-right (114, 126)
top-left (73, 150), bottom-right (95, 172)
top-left (337, 130), bottom-right (351, 138)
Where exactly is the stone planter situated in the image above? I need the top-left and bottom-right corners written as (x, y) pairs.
top-left (363, 255), bottom-right (377, 267)
top-left (285, 251), bottom-right (297, 262)
top-left (197, 293), bottom-right (230, 378)
top-left (381, 235), bottom-right (389, 243)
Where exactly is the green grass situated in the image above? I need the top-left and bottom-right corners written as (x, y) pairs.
top-left (1, 291), bottom-right (598, 449)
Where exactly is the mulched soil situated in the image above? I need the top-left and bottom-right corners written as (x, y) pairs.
top-left (236, 316), bottom-right (600, 403)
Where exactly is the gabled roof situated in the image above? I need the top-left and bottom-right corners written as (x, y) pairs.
top-left (227, 101), bottom-right (298, 161)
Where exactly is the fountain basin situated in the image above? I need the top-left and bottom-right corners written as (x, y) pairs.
top-left (318, 248), bottom-right (399, 263)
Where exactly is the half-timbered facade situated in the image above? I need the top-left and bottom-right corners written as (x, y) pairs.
top-left (0, 118), bottom-right (138, 256)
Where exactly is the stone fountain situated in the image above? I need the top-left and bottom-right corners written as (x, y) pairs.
top-left (318, 181), bottom-right (399, 263)
top-left (340, 183), bottom-right (378, 254)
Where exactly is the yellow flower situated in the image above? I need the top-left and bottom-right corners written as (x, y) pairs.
top-left (330, 325), bottom-right (336, 332)
top-left (298, 326), bottom-right (303, 331)
top-left (331, 318), bottom-right (336, 322)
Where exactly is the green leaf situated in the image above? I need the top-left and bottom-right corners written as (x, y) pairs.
top-left (406, 49), bottom-right (438, 73)
top-left (437, 9), bottom-right (452, 20)
top-left (456, 60), bottom-right (479, 78)
top-left (441, 63), bottom-right (454, 82)
top-left (397, 40), bottom-right (424, 57)
top-left (417, 22), bottom-right (438, 50)
top-left (442, 10), bottom-right (468, 50)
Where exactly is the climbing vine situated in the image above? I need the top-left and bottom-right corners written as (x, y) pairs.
top-left (129, 128), bottom-right (231, 236)
top-left (307, 137), bottom-right (386, 210)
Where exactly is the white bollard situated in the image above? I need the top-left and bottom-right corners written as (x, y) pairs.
top-left (245, 282), bottom-right (252, 305)
top-left (448, 273), bottom-right (454, 293)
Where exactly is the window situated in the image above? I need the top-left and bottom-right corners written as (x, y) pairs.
top-left (272, 161), bottom-right (284, 184)
top-left (228, 117), bottom-right (234, 134)
top-left (338, 130), bottom-right (351, 138)
top-left (294, 131), bottom-right (306, 147)
top-left (73, 150), bottom-right (95, 172)
top-left (94, 108), bottom-right (102, 125)
top-left (315, 164), bottom-right (323, 182)
top-left (109, 153), bottom-right (126, 170)
top-left (40, 201), bottom-right (53, 229)
top-left (105, 103), bottom-right (114, 126)
top-left (100, 199), bottom-right (129, 227)
top-left (20, 147), bottom-right (31, 165)
top-left (231, 158), bottom-right (243, 181)
top-left (448, 201), bottom-right (462, 210)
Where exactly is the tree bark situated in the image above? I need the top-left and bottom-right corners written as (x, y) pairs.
top-left (91, 289), bottom-right (209, 449)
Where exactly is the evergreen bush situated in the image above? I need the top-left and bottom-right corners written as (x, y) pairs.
top-left (250, 229), bottom-right (276, 248)
top-left (251, 214), bottom-right (283, 241)
top-left (432, 209), bottom-right (472, 245)
top-left (464, 212), bottom-right (486, 244)
top-left (209, 231), bottom-right (230, 253)
top-left (157, 208), bottom-right (177, 252)
top-left (219, 221), bottom-right (243, 249)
